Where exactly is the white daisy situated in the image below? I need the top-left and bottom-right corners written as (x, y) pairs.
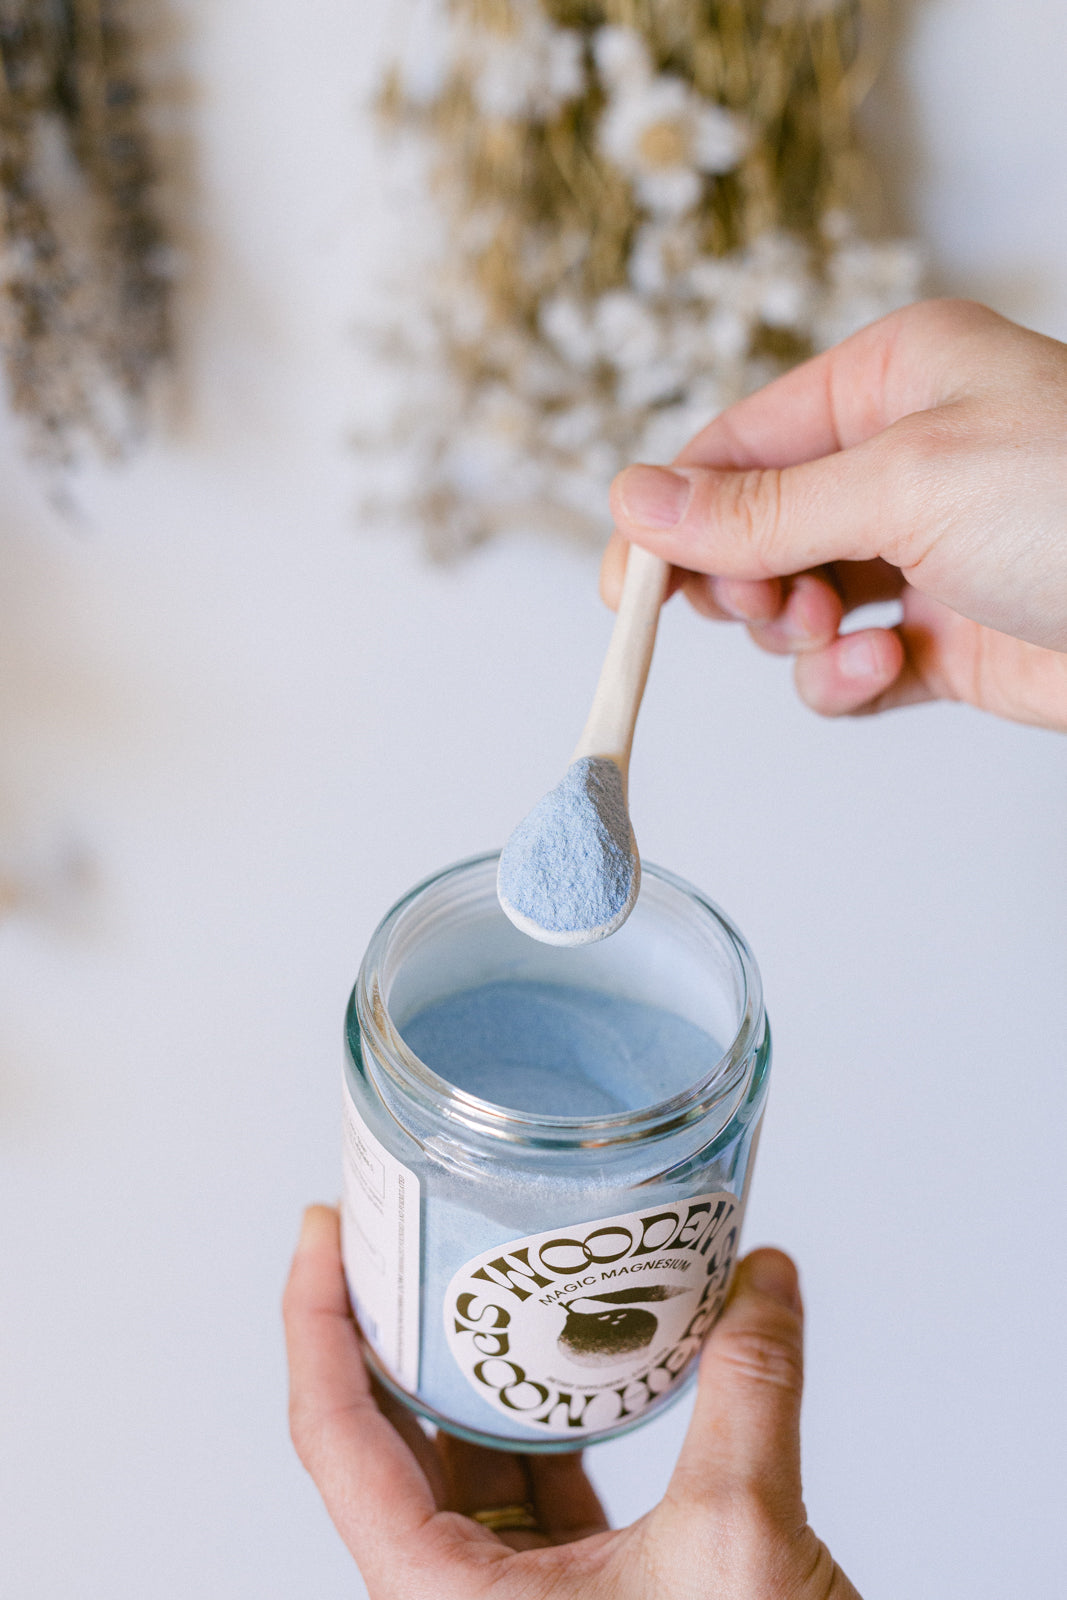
top-left (600, 74), bottom-right (748, 216)
top-left (592, 25), bottom-right (652, 92)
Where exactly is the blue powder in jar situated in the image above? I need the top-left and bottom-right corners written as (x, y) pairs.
top-left (402, 979), bottom-right (717, 1117)
top-left (400, 978), bottom-right (732, 1443)
top-left (497, 756), bottom-right (634, 936)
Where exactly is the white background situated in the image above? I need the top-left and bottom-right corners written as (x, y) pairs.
top-left (2, 2), bottom-right (1066, 1596)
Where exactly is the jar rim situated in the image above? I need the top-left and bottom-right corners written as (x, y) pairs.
top-left (352, 852), bottom-right (765, 1149)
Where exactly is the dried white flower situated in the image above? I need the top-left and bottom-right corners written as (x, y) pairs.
top-left (637, 401), bottom-right (719, 466)
top-left (460, 1), bottom-right (584, 121)
top-left (593, 290), bottom-right (662, 370)
top-left (816, 239), bottom-right (924, 346)
top-left (592, 25), bottom-right (652, 91)
top-left (390, 0), bottom-right (455, 106)
top-left (616, 357), bottom-right (688, 412)
top-left (370, 1), bottom-right (922, 554)
top-left (598, 59), bottom-right (748, 217)
top-left (688, 232), bottom-right (813, 331)
top-left (539, 295), bottom-right (599, 369)
top-left (512, 348), bottom-right (579, 404)
top-left (556, 464), bottom-right (613, 520)
top-left (628, 219), bottom-right (701, 296)
top-left (702, 304), bottom-right (751, 364)
top-left (543, 401), bottom-right (602, 454)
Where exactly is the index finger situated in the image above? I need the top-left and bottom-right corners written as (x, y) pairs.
top-left (675, 298), bottom-right (1002, 472)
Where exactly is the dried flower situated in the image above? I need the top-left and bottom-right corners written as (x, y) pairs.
top-left (0, 0), bottom-right (171, 460)
top-left (366, 0), bottom-right (921, 557)
top-left (462, 0), bottom-right (584, 119)
top-left (596, 27), bottom-right (748, 217)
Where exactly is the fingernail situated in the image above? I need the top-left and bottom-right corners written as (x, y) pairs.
top-left (756, 616), bottom-right (812, 650)
top-left (617, 465), bottom-right (693, 528)
top-left (299, 1204), bottom-right (334, 1245)
top-left (711, 579), bottom-right (751, 620)
top-left (745, 1250), bottom-right (800, 1309)
top-left (837, 632), bottom-right (881, 679)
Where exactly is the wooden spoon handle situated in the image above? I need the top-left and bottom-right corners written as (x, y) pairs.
top-left (572, 545), bottom-right (670, 771)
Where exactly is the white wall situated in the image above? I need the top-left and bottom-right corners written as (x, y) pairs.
top-left (2, 2), bottom-right (1065, 1596)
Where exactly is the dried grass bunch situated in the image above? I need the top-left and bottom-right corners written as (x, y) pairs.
top-left (0, 0), bottom-right (170, 459)
top-left (365, 0), bottom-right (920, 556)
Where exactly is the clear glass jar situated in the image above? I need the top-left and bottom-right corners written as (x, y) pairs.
top-left (341, 852), bottom-right (770, 1452)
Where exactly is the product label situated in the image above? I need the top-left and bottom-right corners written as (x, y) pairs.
top-left (341, 1089), bottom-right (421, 1392)
top-left (443, 1191), bottom-right (738, 1437)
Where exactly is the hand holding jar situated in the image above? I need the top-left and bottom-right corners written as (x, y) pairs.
top-left (285, 1206), bottom-right (860, 1600)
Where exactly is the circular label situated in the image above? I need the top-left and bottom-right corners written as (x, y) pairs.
top-left (443, 1192), bottom-right (738, 1436)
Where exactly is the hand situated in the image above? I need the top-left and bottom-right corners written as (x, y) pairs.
top-left (284, 1205), bottom-right (859, 1600)
top-left (603, 298), bottom-right (1067, 730)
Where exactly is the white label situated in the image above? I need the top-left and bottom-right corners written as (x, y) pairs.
top-left (341, 1088), bottom-right (421, 1391)
top-left (444, 1191), bottom-right (738, 1438)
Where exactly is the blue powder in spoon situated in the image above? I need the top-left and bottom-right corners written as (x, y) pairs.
top-left (498, 756), bottom-right (634, 936)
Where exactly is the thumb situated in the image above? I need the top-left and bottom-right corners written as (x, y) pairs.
top-left (669, 1249), bottom-right (805, 1524)
top-left (609, 437), bottom-right (903, 581)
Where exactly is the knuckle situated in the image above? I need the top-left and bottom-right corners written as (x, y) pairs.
top-left (893, 407), bottom-right (965, 465)
top-left (907, 295), bottom-right (997, 343)
top-left (714, 1321), bottom-right (804, 1393)
top-left (720, 466), bottom-right (785, 570)
top-left (286, 1395), bottom-right (347, 1475)
top-left (288, 1397), bottom-right (316, 1466)
top-left (669, 1479), bottom-right (784, 1568)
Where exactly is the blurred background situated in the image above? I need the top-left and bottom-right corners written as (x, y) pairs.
top-left (1, 1), bottom-right (1065, 1595)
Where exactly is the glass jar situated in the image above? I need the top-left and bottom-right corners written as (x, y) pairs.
top-left (341, 852), bottom-right (770, 1453)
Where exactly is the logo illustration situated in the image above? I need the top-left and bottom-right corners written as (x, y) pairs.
top-left (558, 1285), bottom-right (688, 1364)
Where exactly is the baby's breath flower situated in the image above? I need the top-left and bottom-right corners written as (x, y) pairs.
top-left (539, 296), bottom-right (599, 370)
top-left (616, 358), bottom-right (688, 412)
top-left (593, 291), bottom-right (662, 369)
top-left (816, 239), bottom-right (924, 346)
top-left (637, 400), bottom-right (719, 466)
top-left (628, 219), bottom-right (701, 297)
top-left (543, 401), bottom-right (601, 454)
top-left (460, 0), bottom-right (584, 121)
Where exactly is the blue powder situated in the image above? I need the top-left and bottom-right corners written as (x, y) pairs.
top-left (402, 978), bottom-right (717, 1117)
top-left (397, 978), bottom-right (731, 1442)
top-left (497, 756), bottom-right (635, 936)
